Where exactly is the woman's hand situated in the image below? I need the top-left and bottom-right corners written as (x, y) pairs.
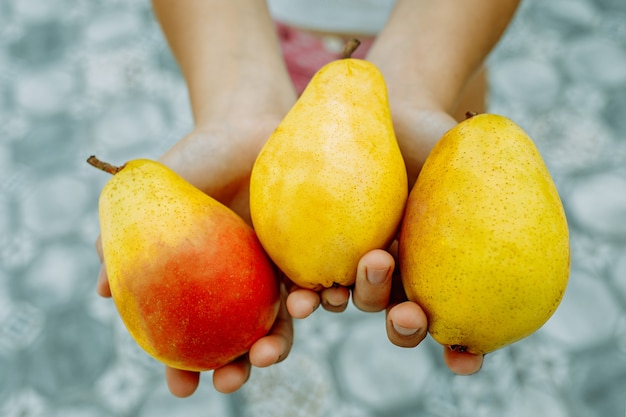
top-left (95, 117), bottom-right (295, 397)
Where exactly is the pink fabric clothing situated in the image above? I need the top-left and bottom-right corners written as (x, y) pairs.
top-left (275, 22), bottom-right (375, 95)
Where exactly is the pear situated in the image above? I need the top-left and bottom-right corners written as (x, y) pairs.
top-left (249, 40), bottom-right (408, 290)
top-left (398, 113), bottom-right (570, 355)
top-left (88, 156), bottom-right (280, 371)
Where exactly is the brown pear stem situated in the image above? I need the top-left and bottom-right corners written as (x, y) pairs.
top-left (342, 38), bottom-right (361, 59)
top-left (87, 155), bottom-right (123, 175)
top-left (465, 111), bottom-right (479, 119)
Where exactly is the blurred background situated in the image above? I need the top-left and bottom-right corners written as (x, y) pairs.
top-left (1, 0), bottom-right (626, 416)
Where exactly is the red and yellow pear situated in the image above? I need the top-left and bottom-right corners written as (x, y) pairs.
top-left (89, 156), bottom-right (280, 371)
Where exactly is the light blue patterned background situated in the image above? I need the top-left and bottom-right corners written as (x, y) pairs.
top-left (1, 0), bottom-right (626, 416)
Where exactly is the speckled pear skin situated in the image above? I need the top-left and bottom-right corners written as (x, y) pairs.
top-left (249, 56), bottom-right (408, 290)
top-left (399, 114), bottom-right (570, 354)
top-left (97, 159), bottom-right (280, 371)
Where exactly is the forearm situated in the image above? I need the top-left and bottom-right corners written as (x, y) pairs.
top-left (368, 0), bottom-right (520, 112)
top-left (152, 0), bottom-right (295, 126)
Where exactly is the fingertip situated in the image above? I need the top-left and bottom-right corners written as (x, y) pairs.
top-left (96, 265), bottom-right (112, 298)
top-left (320, 285), bottom-right (350, 313)
top-left (249, 335), bottom-right (289, 368)
top-left (443, 348), bottom-right (484, 375)
top-left (286, 289), bottom-right (320, 319)
top-left (212, 357), bottom-right (251, 394)
top-left (165, 367), bottom-right (200, 398)
top-left (353, 249), bottom-right (394, 312)
top-left (358, 249), bottom-right (395, 289)
top-left (95, 236), bottom-right (103, 262)
top-left (386, 301), bottom-right (428, 348)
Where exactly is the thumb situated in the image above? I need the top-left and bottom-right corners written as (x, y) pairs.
top-left (95, 236), bottom-right (112, 298)
top-left (352, 248), bottom-right (395, 312)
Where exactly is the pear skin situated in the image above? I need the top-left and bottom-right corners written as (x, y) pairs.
top-left (249, 45), bottom-right (407, 290)
top-left (90, 157), bottom-right (280, 371)
top-left (398, 114), bottom-right (570, 355)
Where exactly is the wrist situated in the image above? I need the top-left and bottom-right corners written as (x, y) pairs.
top-left (367, 0), bottom-right (519, 114)
top-left (192, 81), bottom-right (296, 131)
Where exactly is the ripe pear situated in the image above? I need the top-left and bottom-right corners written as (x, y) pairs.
top-left (88, 156), bottom-right (280, 371)
top-left (249, 41), bottom-right (408, 290)
top-left (398, 113), bottom-right (570, 355)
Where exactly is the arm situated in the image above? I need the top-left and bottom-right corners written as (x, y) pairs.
top-left (151, 0), bottom-right (296, 212)
top-left (370, 0), bottom-right (519, 112)
top-left (365, 0), bottom-right (521, 374)
top-left (152, 0), bottom-right (295, 126)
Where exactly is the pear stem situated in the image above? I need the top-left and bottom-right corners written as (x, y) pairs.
top-left (87, 155), bottom-right (123, 175)
top-left (342, 38), bottom-right (361, 59)
top-left (465, 111), bottom-right (478, 119)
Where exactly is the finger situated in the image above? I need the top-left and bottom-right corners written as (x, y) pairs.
top-left (443, 348), bottom-right (484, 375)
top-left (165, 366), bottom-right (200, 398)
top-left (352, 249), bottom-right (394, 312)
top-left (94, 236), bottom-right (112, 297)
top-left (385, 301), bottom-right (428, 348)
top-left (212, 355), bottom-right (252, 394)
top-left (95, 236), bottom-right (103, 261)
top-left (286, 288), bottom-right (320, 319)
top-left (320, 285), bottom-right (350, 313)
top-left (249, 286), bottom-right (294, 367)
top-left (96, 264), bottom-right (112, 298)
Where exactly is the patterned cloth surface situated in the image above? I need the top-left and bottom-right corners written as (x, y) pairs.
top-left (1, 0), bottom-right (626, 416)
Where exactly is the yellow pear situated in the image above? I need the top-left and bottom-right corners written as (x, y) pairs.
top-left (88, 157), bottom-right (280, 371)
top-left (250, 40), bottom-right (408, 290)
top-left (398, 113), bottom-right (570, 355)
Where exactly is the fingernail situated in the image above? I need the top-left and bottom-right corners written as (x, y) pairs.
top-left (366, 267), bottom-right (390, 286)
top-left (322, 300), bottom-right (348, 313)
top-left (322, 295), bottom-right (348, 312)
top-left (323, 295), bottom-right (347, 310)
top-left (392, 321), bottom-right (419, 336)
top-left (325, 297), bottom-right (344, 307)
